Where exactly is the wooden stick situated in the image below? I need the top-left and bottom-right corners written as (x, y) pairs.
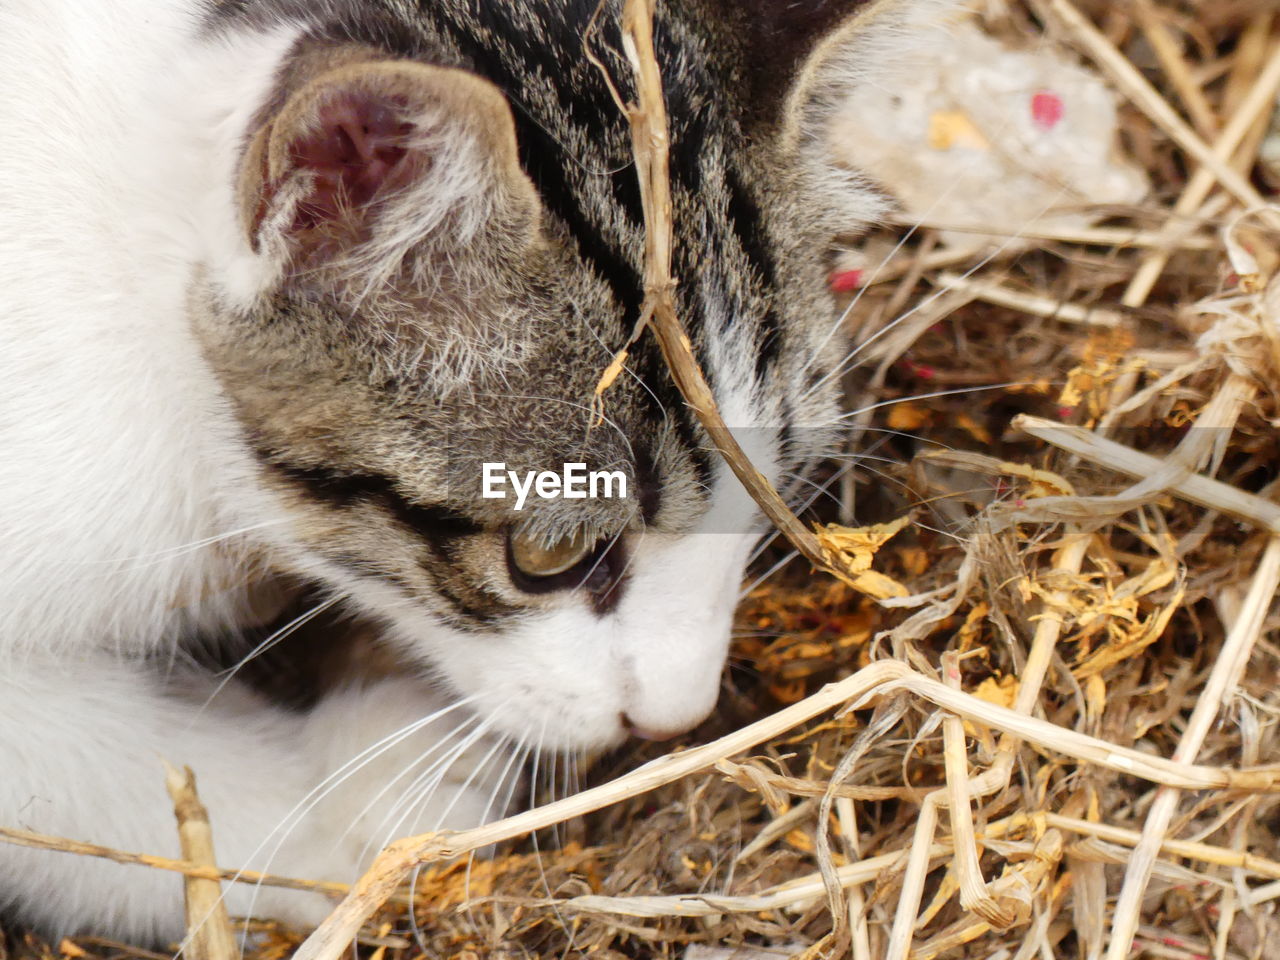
top-left (164, 763), bottom-right (237, 960)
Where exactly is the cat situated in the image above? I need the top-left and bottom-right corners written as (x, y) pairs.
top-left (0, 0), bottom-right (947, 941)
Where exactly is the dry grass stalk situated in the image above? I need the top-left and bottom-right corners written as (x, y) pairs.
top-left (858, 241), bottom-right (1031, 286)
top-left (1013, 414), bottom-right (1280, 532)
top-left (289, 651), bottom-right (1280, 960)
top-left (1121, 36), bottom-right (1280, 306)
top-left (550, 839), bottom-right (955, 919)
top-left (883, 531), bottom-right (1092, 959)
top-left (834, 795), bottom-right (873, 960)
top-left (588, 0), bottom-right (848, 581)
top-left (1225, 12), bottom-right (1276, 187)
top-left (1131, 0), bottom-right (1219, 138)
top-left (0, 826), bottom-right (349, 897)
top-left (941, 654), bottom-right (1014, 930)
top-left (162, 763), bottom-right (237, 960)
top-left (1031, 0), bottom-right (1266, 211)
top-left (935, 271), bottom-right (1127, 326)
top-left (533, 808), bottom-right (1280, 922)
top-left (1105, 538), bottom-right (1280, 959)
top-left (884, 214), bottom-right (1220, 250)
top-left (1048, 373), bottom-right (1277, 956)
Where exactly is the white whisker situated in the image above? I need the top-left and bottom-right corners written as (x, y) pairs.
top-left (232, 695), bottom-right (480, 933)
top-left (66, 520), bottom-right (289, 569)
top-left (412, 723), bottom-right (511, 833)
top-left (190, 595), bottom-right (343, 724)
top-left (801, 190), bottom-right (1068, 404)
top-left (364, 716), bottom-right (496, 861)
top-left (342, 713), bottom-right (486, 856)
top-left (832, 380), bottom-right (1037, 421)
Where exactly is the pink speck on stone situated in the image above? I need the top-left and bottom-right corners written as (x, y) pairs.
top-left (829, 269), bottom-right (863, 293)
top-left (1031, 90), bottom-right (1064, 131)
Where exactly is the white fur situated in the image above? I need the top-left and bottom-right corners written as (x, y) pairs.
top-left (0, 0), bottom-right (499, 938)
top-left (0, 0), bottom-right (298, 658)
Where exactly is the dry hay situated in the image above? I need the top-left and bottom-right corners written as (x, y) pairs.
top-left (6, 0), bottom-right (1280, 958)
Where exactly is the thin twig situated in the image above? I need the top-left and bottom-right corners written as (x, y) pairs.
top-left (0, 826), bottom-right (350, 896)
top-left (1012, 414), bottom-right (1280, 534)
top-left (164, 763), bottom-right (237, 960)
top-left (590, 0), bottom-right (853, 581)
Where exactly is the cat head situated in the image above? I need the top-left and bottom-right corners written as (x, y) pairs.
top-left (196, 0), bottom-right (950, 751)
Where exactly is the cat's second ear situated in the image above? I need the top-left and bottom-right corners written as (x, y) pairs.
top-left (238, 59), bottom-right (537, 274)
top-left (779, 0), bottom-right (957, 229)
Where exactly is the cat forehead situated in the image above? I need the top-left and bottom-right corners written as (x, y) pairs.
top-left (234, 9), bottom-right (777, 331)
top-left (217, 0), bottom-right (763, 278)
top-left (206, 0), bottom-right (831, 510)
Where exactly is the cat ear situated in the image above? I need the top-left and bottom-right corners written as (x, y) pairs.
top-left (238, 59), bottom-right (538, 276)
top-left (779, 0), bottom-right (958, 230)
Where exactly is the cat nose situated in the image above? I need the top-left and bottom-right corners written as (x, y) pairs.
top-left (621, 712), bottom-right (682, 742)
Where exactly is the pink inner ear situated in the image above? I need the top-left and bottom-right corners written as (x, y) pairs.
top-left (288, 92), bottom-right (417, 234)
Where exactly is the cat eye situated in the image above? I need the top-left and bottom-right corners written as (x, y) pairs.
top-left (508, 529), bottom-right (595, 579)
